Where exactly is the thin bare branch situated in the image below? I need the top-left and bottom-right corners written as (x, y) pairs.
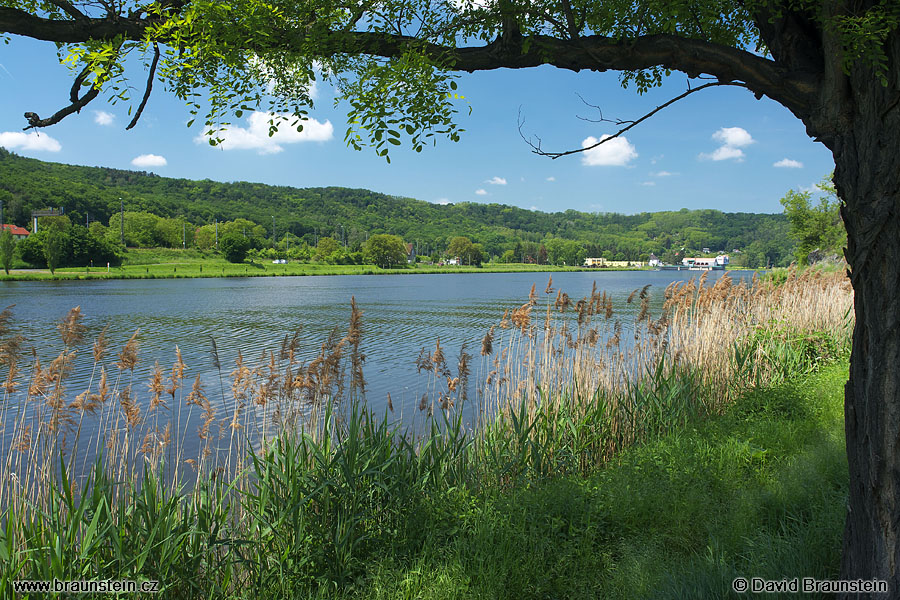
top-left (126, 43), bottom-right (160, 130)
top-left (520, 81), bottom-right (745, 160)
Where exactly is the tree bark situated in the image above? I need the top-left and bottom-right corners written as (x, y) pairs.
top-left (831, 34), bottom-right (900, 595)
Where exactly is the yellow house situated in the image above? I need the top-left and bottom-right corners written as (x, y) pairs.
top-left (584, 257), bottom-right (645, 268)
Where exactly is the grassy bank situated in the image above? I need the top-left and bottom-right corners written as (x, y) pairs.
top-left (0, 247), bottom-right (619, 281)
top-left (355, 361), bottom-right (848, 599)
top-left (0, 270), bottom-right (851, 598)
top-left (0, 261), bottom-right (605, 281)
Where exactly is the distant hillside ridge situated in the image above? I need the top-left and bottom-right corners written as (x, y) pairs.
top-left (0, 148), bottom-right (792, 266)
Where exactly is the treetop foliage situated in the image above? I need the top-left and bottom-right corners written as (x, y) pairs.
top-left (1, 0), bottom-right (896, 156)
top-left (780, 174), bottom-right (846, 265)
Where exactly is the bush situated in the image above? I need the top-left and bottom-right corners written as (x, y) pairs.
top-left (220, 233), bottom-right (251, 263)
top-left (364, 234), bottom-right (407, 268)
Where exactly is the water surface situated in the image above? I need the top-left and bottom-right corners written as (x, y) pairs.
top-left (0, 270), bottom-right (752, 462)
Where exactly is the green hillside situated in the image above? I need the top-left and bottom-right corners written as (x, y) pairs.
top-left (0, 148), bottom-right (792, 267)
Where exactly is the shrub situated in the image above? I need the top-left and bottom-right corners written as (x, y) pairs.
top-left (220, 233), bottom-right (251, 263)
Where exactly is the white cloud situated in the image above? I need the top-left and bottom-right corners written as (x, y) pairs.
top-left (713, 127), bottom-right (754, 148)
top-left (475, 188), bottom-right (488, 196)
top-left (546, 176), bottom-right (556, 182)
top-left (529, 205), bottom-right (538, 211)
top-left (774, 158), bottom-right (803, 168)
top-left (131, 154), bottom-right (167, 167)
top-left (0, 131), bottom-right (61, 152)
top-left (700, 127), bottom-right (754, 162)
top-left (653, 171), bottom-right (673, 177)
top-left (704, 146), bottom-right (746, 161)
top-left (486, 176), bottom-right (507, 185)
top-left (641, 181), bottom-right (656, 186)
top-left (581, 135), bottom-right (638, 167)
top-left (94, 111), bottom-right (115, 126)
top-left (436, 198), bottom-right (450, 205)
top-left (198, 112), bottom-right (334, 154)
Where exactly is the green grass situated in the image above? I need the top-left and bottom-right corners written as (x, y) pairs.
top-left (342, 362), bottom-right (848, 599)
top-left (0, 248), bottom-right (638, 281)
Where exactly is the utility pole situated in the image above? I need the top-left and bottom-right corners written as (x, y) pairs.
top-left (120, 198), bottom-right (124, 245)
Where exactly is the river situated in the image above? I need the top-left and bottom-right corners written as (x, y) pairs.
top-left (0, 269), bottom-right (753, 471)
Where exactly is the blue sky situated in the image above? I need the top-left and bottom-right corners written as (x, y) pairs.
top-left (1, 36), bottom-right (835, 215)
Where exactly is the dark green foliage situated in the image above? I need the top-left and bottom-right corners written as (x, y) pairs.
top-left (16, 225), bottom-right (122, 270)
top-left (363, 233), bottom-right (407, 268)
top-left (16, 230), bottom-right (44, 265)
top-left (42, 230), bottom-right (66, 274)
top-left (0, 230), bottom-right (15, 274)
top-left (446, 236), bottom-right (484, 265)
top-left (220, 232), bottom-right (251, 263)
top-left (0, 149), bottom-right (796, 265)
top-left (780, 175), bottom-right (846, 265)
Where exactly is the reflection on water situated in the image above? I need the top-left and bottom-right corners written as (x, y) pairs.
top-left (0, 270), bottom-right (753, 465)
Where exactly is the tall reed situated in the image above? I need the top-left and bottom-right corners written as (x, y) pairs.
top-left (0, 271), bottom-right (852, 595)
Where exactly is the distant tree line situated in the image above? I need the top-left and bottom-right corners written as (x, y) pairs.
top-left (0, 148), bottom-right (800, 269)
top-left (15, 216), bottom-right (122, 273)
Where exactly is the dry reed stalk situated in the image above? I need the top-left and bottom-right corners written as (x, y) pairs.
top-left (476, 270), bottom-right (852, 469)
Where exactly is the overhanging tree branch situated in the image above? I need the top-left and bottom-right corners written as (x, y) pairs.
top-left (22, 64), bottom-right (100, 130)
top-left (0, 7), bottom-right (818, 118)
top-left (519, 81), bottom-right (746, 159)
top-left (125, 42), bottom-right (160, 130)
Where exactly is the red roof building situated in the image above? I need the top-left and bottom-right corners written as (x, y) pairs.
top-left (1, 224), bottom-right (30, 239)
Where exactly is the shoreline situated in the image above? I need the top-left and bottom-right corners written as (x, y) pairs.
top-left (0, 262), bottom-right (666, 282)
top-left (0, 263), bottom-right (761, 282)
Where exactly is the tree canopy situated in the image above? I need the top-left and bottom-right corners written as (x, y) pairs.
top-left (780, 174), bottom-right (846, 265)
top-left (363, 233), bottom-right (407, 268)
top-left (1, 0), bottom-right (895, 158)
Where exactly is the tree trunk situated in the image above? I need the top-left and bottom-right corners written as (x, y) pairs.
top-left (833, 83), bottom-right (900, 596)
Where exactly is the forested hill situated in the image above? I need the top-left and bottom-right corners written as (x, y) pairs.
top-left (0, 148), bottom-right (792, 266)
